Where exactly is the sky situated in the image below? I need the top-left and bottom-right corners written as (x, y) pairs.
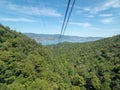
top-left (0, 0), bottom-right (120, 37)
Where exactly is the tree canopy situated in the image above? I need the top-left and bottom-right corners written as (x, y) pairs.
top-left (0, 24), bottom-right (120, 90)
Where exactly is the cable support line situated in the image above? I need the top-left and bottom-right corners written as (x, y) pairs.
top-left (62, 0), bottom-right (76, 39)
top-left (58, 0), bottom-right (76, 43)
top-left (58, 0), bottom-right (71, 43)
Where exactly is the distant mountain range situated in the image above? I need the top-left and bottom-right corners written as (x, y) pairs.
top-left (24, 33), bottom-right (104, 45)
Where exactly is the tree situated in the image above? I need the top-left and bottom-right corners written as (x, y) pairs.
top-left (91, 74), bottom-right (101, 90)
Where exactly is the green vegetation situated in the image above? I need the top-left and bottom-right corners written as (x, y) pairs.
top-left (0, 24), bottom-right (120, 90)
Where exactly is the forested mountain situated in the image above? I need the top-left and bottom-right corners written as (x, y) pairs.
top-left (0, 24), bottom-right (120, 90)
top-left (24, 33), bottom-right (103, 45)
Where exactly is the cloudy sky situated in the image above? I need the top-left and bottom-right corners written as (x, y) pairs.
top-left (0, 0), bottom-right (120, 37)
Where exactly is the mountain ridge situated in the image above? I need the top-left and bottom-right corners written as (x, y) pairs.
top-left (24, 33), bottom-right (104, 45)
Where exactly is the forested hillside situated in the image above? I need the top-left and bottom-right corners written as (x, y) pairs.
top-left (49, 35), bottom-right (120, 90)
top-left (0, 24), bottom-right (120, 90)
top-left (0, 24), bottom-right (53, 90)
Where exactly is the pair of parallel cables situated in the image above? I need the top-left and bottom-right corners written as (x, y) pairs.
top-left (58, 0), bottom-right (76, 43)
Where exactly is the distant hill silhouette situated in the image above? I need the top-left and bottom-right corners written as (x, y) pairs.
top-left (24, 33), bottom-right (103, 45)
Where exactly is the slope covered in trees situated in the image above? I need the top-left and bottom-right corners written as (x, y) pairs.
top-left (0, 24), bottom-right (53, 90)
top-left (49, 34), bottom-right (120, 90)
top-left (0, 24), bottom-right (120, 90)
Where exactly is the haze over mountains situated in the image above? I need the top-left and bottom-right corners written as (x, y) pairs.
top-left (24, 33), bottom-right (103, 45)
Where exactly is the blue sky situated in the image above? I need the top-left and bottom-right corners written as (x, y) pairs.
top-left (0, 0), bottom-right (120, 37)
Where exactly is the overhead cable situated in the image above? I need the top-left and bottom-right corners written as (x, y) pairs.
top-left (58, 0), bottom-right (76, 43)
top-left (58, 0), bottom-right (71, 43)
top-left (62, 0), bottom-right (76, 39)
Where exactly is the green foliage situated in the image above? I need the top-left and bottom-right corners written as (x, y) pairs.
top-left (71, 74), bottom-right (85, 87)
top-left (0, 24), bottom-right (120, 90)
top-left (91, 74), bottom-right (101, 90)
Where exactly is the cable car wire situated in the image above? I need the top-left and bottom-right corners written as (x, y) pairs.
top-left (62, 0), bottom-right (75, 39)
top-left (58, 0), bottom-right (76, 43)
top-left (58, 0), bottom-right (71, 43)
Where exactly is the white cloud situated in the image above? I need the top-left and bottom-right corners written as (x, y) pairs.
top-left (0, 17), bottom-right (36, 22)
top-left (69, 22), bottom-right (92, 28)
top-left (76, 7), bottom-right (92, 14)
top-left (101, 18), bottom-right (113, 24)
top-left (77, 0), bottom-right (120, 14)
top-left (92, 0), bottom-right (120, 13)
top-left (86, 15), bottom-right (94, 18)
top-left (8, 4), bottom-right (62, 17)
top-left (99, 14), bottom-right (112, 17)
top-left (0, 1), bottom-right (62, 17)
top-left (82, 23), bottom-right (92, 28)
top-left (83, 7), bottom-right (91, 12)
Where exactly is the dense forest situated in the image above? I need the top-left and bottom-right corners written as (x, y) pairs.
top-left (0, 24), bottom-right (120, 90)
